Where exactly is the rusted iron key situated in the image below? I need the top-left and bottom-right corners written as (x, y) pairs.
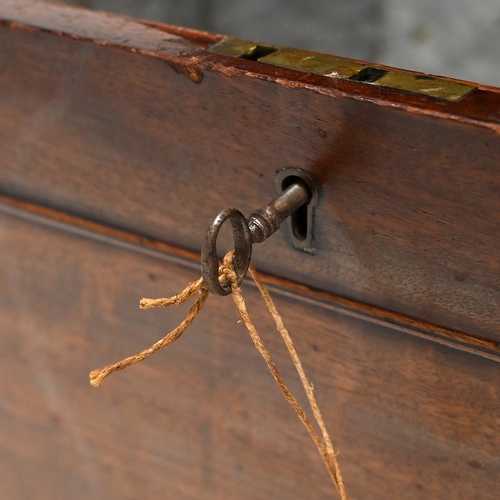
top-left (201, 173), bottom-right (314, 296)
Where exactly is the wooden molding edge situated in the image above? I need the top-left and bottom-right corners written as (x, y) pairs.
top-left (2, 0), bottom-right (500, 134)
top-left (1, 193), bottom-right (499, 364)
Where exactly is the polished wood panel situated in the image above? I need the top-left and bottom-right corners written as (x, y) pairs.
top-left (1, 3), bottom-right (500, 498)
top-left (1, 1), bottom-right (500, 342)
top-left (1, 211), bottom-right (499, 500)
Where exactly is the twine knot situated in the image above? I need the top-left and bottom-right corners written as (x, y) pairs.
top-left (219, 250), bottom-right (238, 286)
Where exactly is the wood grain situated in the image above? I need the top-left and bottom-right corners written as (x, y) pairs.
top-left (1, 4), bottom-right (500, 497)
top-left (1, 210), bottom-right (499, 500)
top-left (1, 1), bottom-right (500, 343)
top-left (2, 193), bottom-right (499, 364)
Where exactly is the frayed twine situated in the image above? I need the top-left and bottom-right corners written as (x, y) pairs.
top-left (89, 252), bottom-right (348, 499)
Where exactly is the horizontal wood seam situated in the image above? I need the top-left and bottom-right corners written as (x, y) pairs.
top-left (1, 193), bottom-right (499, 363)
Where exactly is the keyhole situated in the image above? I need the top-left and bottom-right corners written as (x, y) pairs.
top-left (281, 176), bottom-right (309, 241)
top-left (275, 168), bottom-right (319, 254)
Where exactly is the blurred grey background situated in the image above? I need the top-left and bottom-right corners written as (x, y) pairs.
top-left (57, 0), bottom-right (500, 86)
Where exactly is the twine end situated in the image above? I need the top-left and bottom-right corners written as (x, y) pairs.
top-left (89, 369), bottom-right (107, 387)
top-left (139, 298), bottom-right (155, 309)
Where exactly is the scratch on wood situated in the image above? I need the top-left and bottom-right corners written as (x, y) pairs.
top-left (165, 56), bottom-right (204, 84)
top-left (138, 50), bottom-right (204, 83)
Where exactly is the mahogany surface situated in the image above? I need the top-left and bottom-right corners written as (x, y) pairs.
top-left (1, 1), bottom-right (500, 499)
top-left (1, 211), bottom-right (499, 500)
top-left (2, 1), bottom-right (500, 342)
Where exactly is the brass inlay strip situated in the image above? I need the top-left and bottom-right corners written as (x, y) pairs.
top-left (258, 47), bottom-right (366, 79)
top-left (209, 38), bottom-right (477, 102)
top-left (373, 70), bottom-right (475, 101)
top-left (208, 38), bottom-right (262, 58)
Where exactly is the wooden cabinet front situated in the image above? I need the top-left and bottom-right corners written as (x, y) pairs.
top-left (1, 2), bottom-right (499, 498)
